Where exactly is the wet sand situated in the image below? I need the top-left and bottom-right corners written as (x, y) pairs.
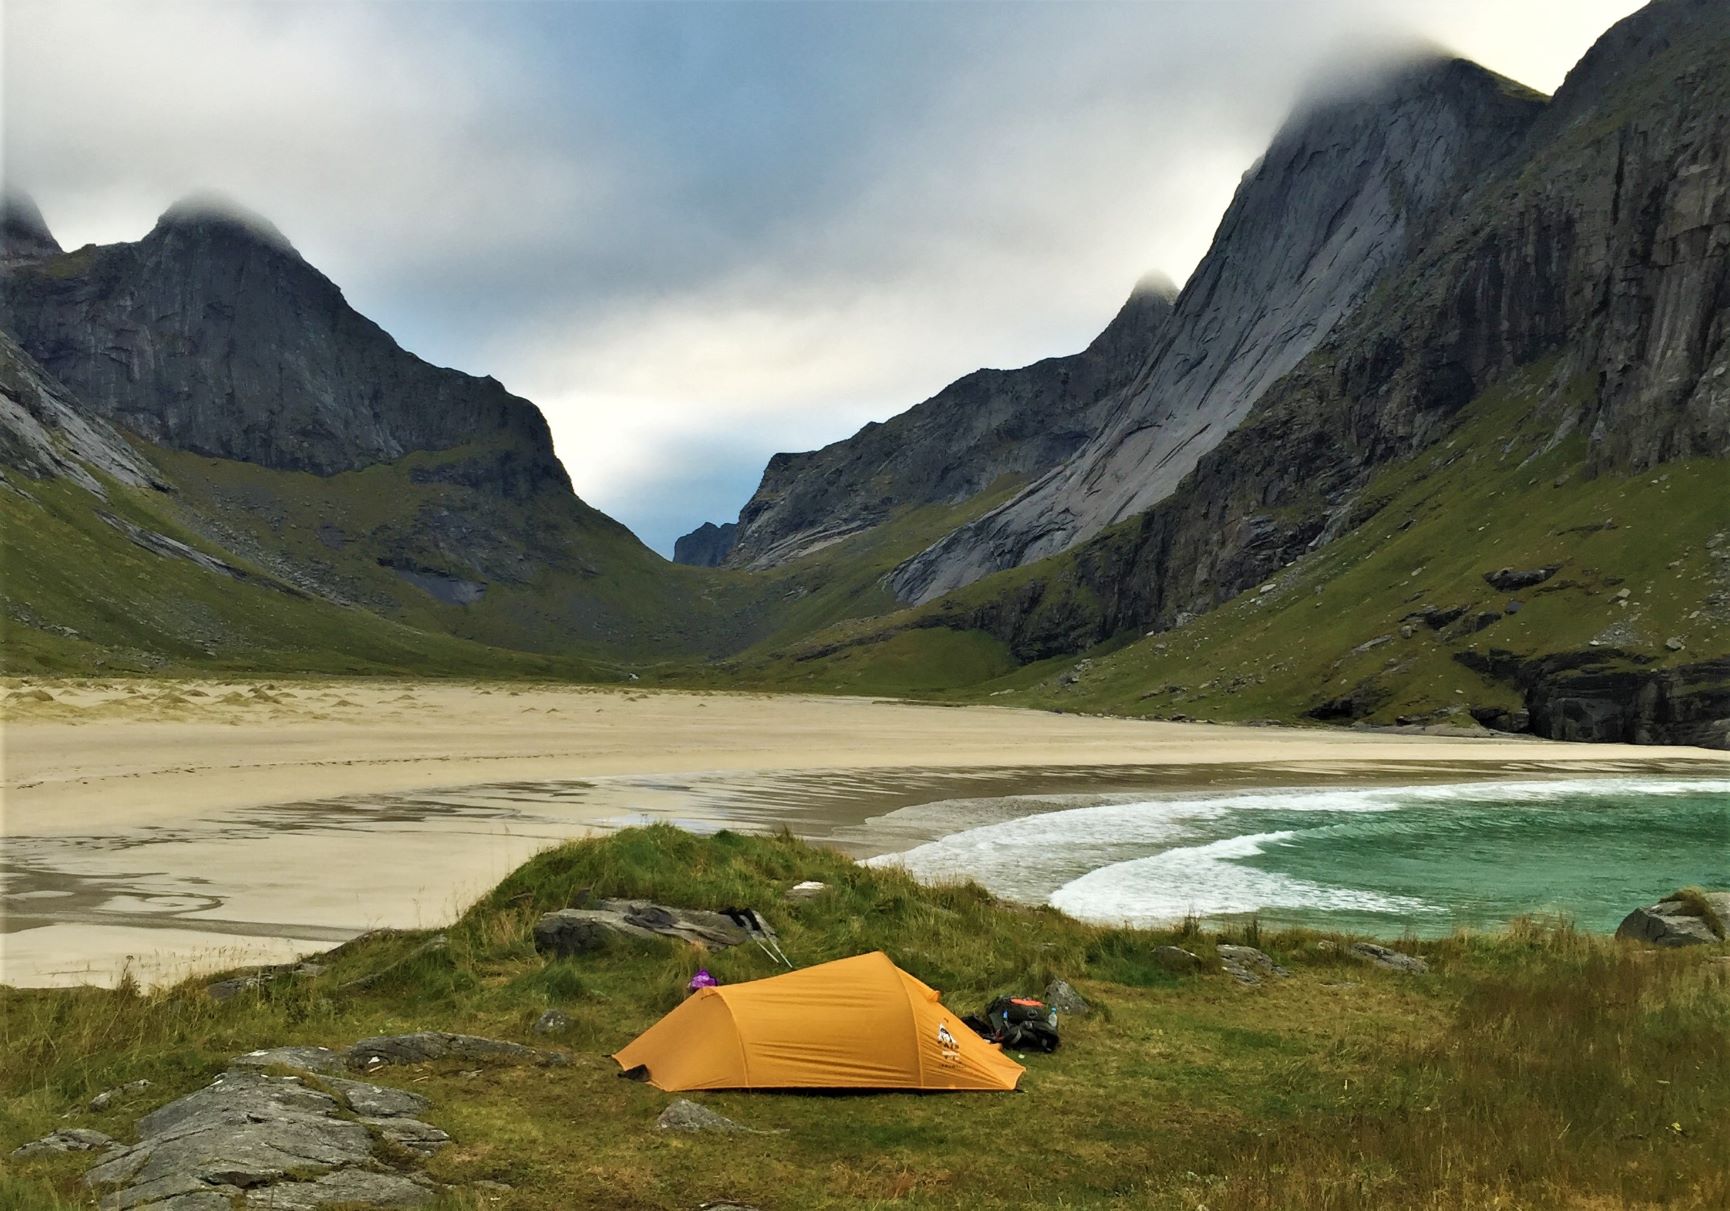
top-left (5, 677), bottom-right (1727, 987)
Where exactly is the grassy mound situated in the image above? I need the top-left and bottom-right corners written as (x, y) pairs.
top-left (4, 828), bottom-right (1728, 1209)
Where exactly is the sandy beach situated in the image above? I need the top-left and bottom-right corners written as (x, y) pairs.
top-left (4, 677), bottom-right (1728, 987)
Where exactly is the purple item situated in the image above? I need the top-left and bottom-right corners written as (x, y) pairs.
top-left (688, 968), bottom-right (718, 992)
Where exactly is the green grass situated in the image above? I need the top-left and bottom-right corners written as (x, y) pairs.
top-left (0, 474), bottom-right (610, 680)
top-left (3, 828), bottom-right (1727, 1209)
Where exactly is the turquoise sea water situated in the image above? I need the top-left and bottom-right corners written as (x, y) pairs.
top-left (872, 778), bottom-right (1730, 936)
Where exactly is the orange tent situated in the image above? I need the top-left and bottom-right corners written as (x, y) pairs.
top-left (612, 951), bottom-right (1024, 1092)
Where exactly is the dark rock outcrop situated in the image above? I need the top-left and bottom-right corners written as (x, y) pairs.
top-left (1455, 648), bottom-right (1730, 747)
top-left (1483, 566), bottom-right (1560, 591)
top-left (533, 899), bottom-right (751, 956)
top-left (0, 195), bottom-right (570, 497)
top-left (724, 275), bottom-right (1177, 570)
top-left (672, 520), bottom-right (739, 567)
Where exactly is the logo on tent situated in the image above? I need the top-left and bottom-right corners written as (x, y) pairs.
top-left (937, 1020), bottom-right (959, 1062)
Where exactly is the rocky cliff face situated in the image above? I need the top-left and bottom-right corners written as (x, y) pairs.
top-left (0, 330), bottom-right (160, 495)
top-left (0, 196), bottom-right (569, 499)
top-left (889, 56), bottom-right (1547, 603)
top-left (672, 521), bottom-right (738, 567)
top-left (710, 276), bottom-right (1176, 570)
top-left (891, 0), bottom-right (1729, 745)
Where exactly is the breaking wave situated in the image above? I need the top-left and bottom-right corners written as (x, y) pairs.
top-left (866, 777), bottom-right (1730, 935)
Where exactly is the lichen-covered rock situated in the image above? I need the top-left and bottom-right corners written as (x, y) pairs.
top-left (1616, 892), bottom-right (1730, 947)
top-left (83, 1070), bottom-right (374, 1208)
top-left (82, 1058), bottom-right (450, 1211)
top-left (533, 899), bottom-right (750, 957)
top-left (1217, 945), bottom-right (1291, 986)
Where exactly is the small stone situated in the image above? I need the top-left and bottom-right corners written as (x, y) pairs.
top-left (784, 880), bottom-right (828, 903)
top-left (87, 1079), bottom-right (151, 1111)
top-left (1042, 979), bottom-right (1090, 1015)
top-left (364, 1116), bottom-right (451, 1155)
top-left (533, 1009), bottom-right (570, 1036)
top-left (1665, 637), bottom-right (1686, 652)
top-left (1349, 942), bottom-right (1429, 974)
top-left (656, 1098), bottom-right (748, 1133)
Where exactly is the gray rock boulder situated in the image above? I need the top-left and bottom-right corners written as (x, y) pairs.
top-left (82, 1054), bottom-right (451, 1211)
top-left (83, 1069), bottom-right (376, 1208)
top-left (1615, 892), bottom-right (1730, 947)
top-left (533, 899), bottom-right (750, 957)
top-left (1349, 942), bottom-right (1430, 974)
top-left (1042, 980), bottom-right (1091, 1015)
top-left (1217, 945), bottom-right (1291, 986)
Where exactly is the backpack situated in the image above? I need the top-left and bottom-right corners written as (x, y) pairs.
top-left (964, 996), bottom-right (1060, 1053)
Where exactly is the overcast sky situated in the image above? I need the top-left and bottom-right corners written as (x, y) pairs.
top-left (5, 0), bottom-right (1641, 555)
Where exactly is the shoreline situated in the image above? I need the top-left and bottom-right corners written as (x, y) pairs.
top-left (5, 677), bottom-right (1728, 989)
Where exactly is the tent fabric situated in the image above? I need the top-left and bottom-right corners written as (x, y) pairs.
top-left (612, 951), bottom-right (1024, 1092)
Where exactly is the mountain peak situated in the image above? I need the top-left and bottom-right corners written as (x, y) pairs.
top-left (1281, 52), bottom-right (1542, 150)
top-left (1128, 270), bottom-right (1179, 302)
top-left (2, 190), bottom-right (63, 263)
top-left (150, 192), bottom-right (298, 256)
